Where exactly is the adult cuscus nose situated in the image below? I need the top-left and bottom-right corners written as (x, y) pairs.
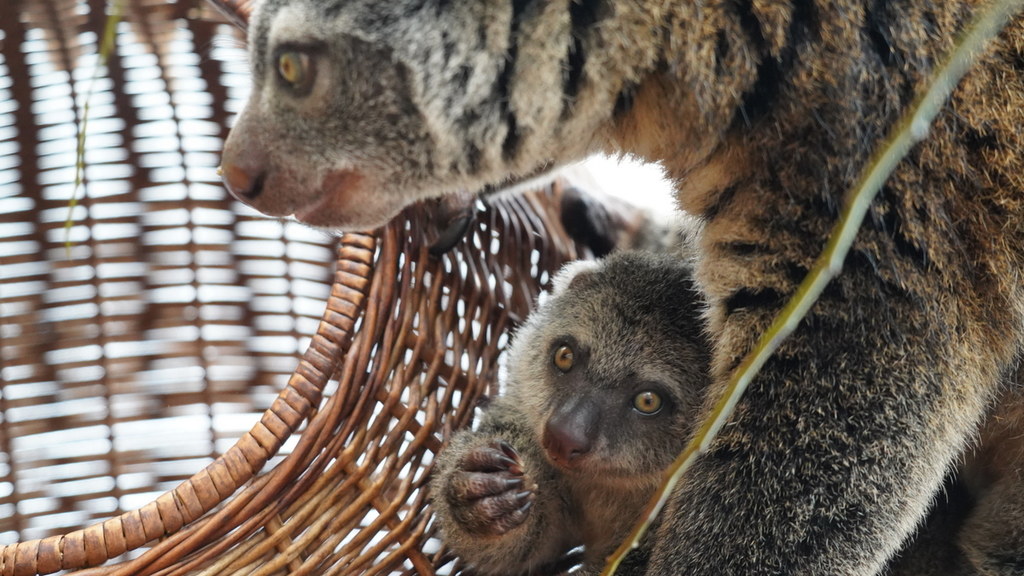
top-left (219, 157), bottom-right (266, 208)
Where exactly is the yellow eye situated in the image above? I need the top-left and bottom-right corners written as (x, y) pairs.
top-left (553, 345), bottom-right (574, 373)
top-left (277, 51), bottom-right (311, 89)
top-left (633, 391), bottom-right (663, 415)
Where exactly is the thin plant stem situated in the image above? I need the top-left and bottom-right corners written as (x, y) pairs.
top-left (66, 0), bottom-right (122, 256)
top-left (601, 1), bottom-right (1024, 573)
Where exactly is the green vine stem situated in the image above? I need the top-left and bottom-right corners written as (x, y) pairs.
top-left (66, 0), bottom-right (122, 256)
top-left (601, 1), bottom-right (1024, 573)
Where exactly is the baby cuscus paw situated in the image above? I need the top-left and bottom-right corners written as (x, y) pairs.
top-left (444, 440), bottom-right (538, 537)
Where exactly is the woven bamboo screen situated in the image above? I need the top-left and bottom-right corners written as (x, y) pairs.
top-left (0, 1), bottom-right (618, 574)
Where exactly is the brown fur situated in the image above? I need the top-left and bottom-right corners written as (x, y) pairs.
top-left (225, 1), bottom-right (1024, 573)
top-left (886, 379), bottom-right (1024, 576)
top-left (958, 382), bottom-right (1024, 575)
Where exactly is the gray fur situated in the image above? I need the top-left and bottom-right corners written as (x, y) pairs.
top-left (224, 1), bottom-right (1024, 574)
top-left (430, 251), bottom-right (711, 575)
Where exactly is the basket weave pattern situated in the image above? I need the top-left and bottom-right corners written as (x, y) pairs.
top-left (1, 1), bottom-right (598, 573)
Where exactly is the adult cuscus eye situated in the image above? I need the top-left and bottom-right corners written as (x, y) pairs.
top-left (553, 344), bottom-right (574, 373)
top-left (277, 50), bottom-right (312, 90)
top-left (632, 391), bottom-right (663, 415)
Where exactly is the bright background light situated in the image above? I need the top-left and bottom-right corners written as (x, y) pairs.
top-left (572, 155), bottom-right (677, 213)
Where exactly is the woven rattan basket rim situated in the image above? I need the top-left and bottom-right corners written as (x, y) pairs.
top-left (0, 230), bottom-right (377, 576)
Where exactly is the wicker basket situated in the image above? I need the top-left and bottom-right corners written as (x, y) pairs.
top-left (0, 1), bottom-right (628, 574)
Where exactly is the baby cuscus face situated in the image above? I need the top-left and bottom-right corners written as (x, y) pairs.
top-left (505, 250), bottom-right (712, 484)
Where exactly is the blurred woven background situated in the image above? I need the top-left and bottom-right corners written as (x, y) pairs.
top-left (0, 1), bottom-right (601, 574)
top-left (1, 0), bottom-right (338, 545)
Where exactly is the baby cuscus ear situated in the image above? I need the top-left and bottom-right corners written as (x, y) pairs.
top-left (549, 259), bottom-right (603, 298)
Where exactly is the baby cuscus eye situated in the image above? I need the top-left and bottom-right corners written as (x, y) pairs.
top-left (632, 391), bottom-right (663, 415)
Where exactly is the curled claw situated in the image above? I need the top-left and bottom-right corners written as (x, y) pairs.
top-left (489, 493), bottom-right (536, 535)
top-left (515, 490), bottom-right (532, 504)
top-left (450, 471), bottom-right (524, 501)
top-left (497, 441), bottom-right (524, 475)
top-left (427, 190), bottom-right (479, 255)
top-left (455, 486), bottom-right (537, 536)
top-left (461, 441), bottom-right (523, 475)
top-left (509, 497), bottom-right (534, 525)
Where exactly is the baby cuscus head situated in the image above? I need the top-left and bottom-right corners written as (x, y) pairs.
top-left (505, 250), bottom-right (712, 486)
